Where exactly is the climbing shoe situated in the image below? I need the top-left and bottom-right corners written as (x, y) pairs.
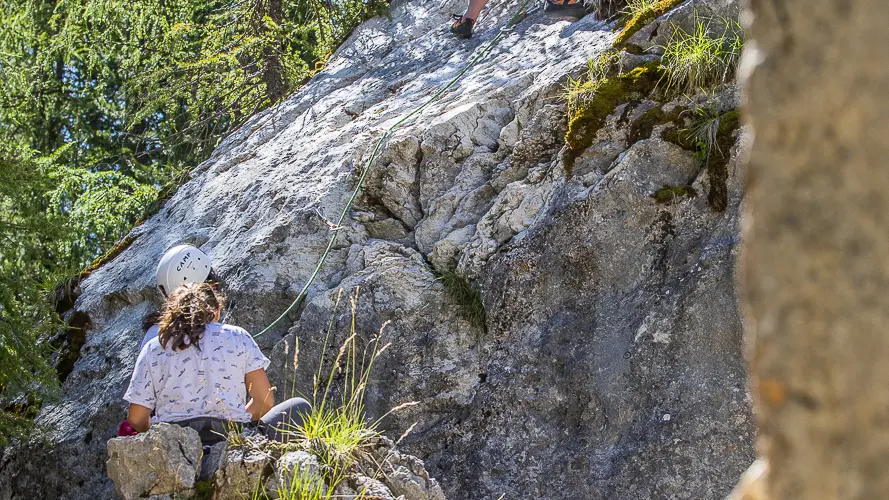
top-left (543, 0), bottom-right (587, 17)
top-left (450, 14), bottom-right (475, 39)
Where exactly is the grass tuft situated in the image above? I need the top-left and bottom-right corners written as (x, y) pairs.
top-left (275, 465), bottom-right (333, 500)
top-left (294, 291), bottom-right (382, 480)
top-left (231, 289), bottom-right (421, 500)
top-left (660, 15), bottom-right (744, 93)
top-left (681, 93), bottom-right (722, 160)
top-left (676, 96), bottom-right (741, 211)
top-left (437, 270), bottom-right (487, 329)
top-left (265, 289), bottom-right (417, 499)
top-left (564, 50), bottom-right (621, 117)
top-left (588, 0), bottom-right (629, 18)
top-left (621, 0), bottom-right (659, 18)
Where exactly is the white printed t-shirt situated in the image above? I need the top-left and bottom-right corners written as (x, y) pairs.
top-left (124, 322), bottom-right (270, 423)
top-left (140, 324), bottom-right (159, 350)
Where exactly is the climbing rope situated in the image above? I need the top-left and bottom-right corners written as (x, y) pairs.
top-left (254, 0), bottom-right (536, 338)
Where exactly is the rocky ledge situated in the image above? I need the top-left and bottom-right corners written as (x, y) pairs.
top-left (106, 424), bottom-right (445, 500)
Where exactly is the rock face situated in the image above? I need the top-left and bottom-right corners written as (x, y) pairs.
top-left (106, 424), bottom-right (202, 500)
top-left (213, 438), bottom-right (272, 500)
top-left (741, 0), bottom-right (889, 498)
top-left (0, 0), bottom-right (754, 498)
top-left (105, 429), bottom-right (442, 500)
top-left (625, 0), bottom-right (742, 52)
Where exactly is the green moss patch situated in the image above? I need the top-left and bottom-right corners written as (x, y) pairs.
top-left (613, 0), bottom-right (687, 47)
top-left (661, 125), bottom-right (697, 151)
top-left (651, 185), bottom-right (697, 204)
top-left (628, 105), bottom-right (690, 144)
top-left (193, 480), bottom-right (214, 500)
top-left (564, 62), bottom-right (664, 173)
top-left (706, 109), bottom-right (741, 212)
top-left (80, 234), bottom-right (139, 280)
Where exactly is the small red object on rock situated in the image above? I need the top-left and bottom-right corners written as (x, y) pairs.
top-left (117, 420), bottom-right (138, 437)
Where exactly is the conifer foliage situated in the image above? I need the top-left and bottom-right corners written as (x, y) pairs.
top-left (0, 0), bottom-right (387, 444)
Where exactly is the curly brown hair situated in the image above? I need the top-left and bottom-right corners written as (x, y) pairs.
top-left (158, 282), bottom-right (225, 351)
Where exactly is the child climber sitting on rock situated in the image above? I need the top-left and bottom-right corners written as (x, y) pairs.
top-left (123, 282), bottom-right (310, 445)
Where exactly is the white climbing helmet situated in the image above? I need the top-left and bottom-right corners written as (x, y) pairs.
top-left (155, 244), bottom-right (211, 298)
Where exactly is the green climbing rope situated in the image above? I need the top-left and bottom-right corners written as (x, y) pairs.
top-left (254, 0), bottom-right (535, 338)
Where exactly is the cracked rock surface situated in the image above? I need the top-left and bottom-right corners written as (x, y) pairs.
top-left (106, 424), bottom-right (202, 500)
top-left (0, 0), bottom-right (753, 498)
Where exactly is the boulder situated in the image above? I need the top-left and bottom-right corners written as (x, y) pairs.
top-left (213, 435), bottom-right (272, 500)
top-left (106, 423), bottom-right (202, 500)
top-left (362, 436), bottom-right (446, 500)
top-left (264, 450), bottom-right (321, 499)
top-left (94, 430), bottom-right (447, 500)
top-left (2, 0), bottom-right (755, 498)
top-left (198, 441), bottom-right (228, 483)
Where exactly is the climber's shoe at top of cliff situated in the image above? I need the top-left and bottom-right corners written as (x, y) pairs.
top-left (543, 0), bottom-right (587, 17)
top-left (450, 14), bottom-right (475, 39)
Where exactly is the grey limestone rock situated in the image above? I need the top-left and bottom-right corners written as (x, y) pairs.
top-left (1, 0), bottom-right (753, 498)
top-left (362, 436), bottom-right (446, 500)
top-left (264, 450), bottom-right (321, 499)
top-left (105, 423), bottom-right (202, 500)
top-left (198, 441), bottom-right (228, 483)
top-left (213, 436), bottom-right (272, 500)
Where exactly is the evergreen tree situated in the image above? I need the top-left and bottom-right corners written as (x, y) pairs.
top-left (0, 0), bottom-right (387, 443)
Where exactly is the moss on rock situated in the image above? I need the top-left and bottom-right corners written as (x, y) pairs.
top-left (651, 185), bottom-right (697, 204)
top-left (628, 105), bottom-right (690, 144)
top-left (661, 125), bottom-right (697, 151)
top-left (707, 109), bottom-right (741, 212)
top-left (564, 62), bottom-right (664, 173)
top-left (613, 0), bottom-right (687, 48)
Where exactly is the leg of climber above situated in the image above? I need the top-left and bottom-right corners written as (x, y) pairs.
top-left (259, 398), bottom-right (313, 443)
top-left (450, 0), bottom-right (487, 38)
top-left (451, 0), bottom-right (586, 39)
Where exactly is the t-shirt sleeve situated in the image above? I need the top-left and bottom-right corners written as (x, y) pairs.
top-left (240, 329), bottom-right (270, 373)
top-left (124, 344), bottom-right (156, 409)
top-left (139, 325), bottom-right (159, 351)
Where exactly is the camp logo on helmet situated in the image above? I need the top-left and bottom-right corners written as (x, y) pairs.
top-left (176, 252), bottom-right (192, 272)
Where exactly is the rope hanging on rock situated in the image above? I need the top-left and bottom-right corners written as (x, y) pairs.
top-left (254, 0), bottom-right (536, 338)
